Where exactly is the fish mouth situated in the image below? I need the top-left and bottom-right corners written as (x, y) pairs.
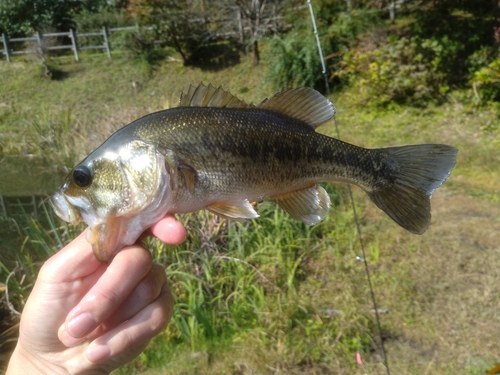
top-left (50, 192), bottom-right (82, 225)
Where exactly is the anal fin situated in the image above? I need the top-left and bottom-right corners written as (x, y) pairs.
top-left (272, 184), bottom-right (331, 225)
top-left (207, 200), bottom-right (259, 220)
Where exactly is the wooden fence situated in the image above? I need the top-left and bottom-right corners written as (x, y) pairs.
top-left (1, 26), bottom-right (130, 62)
top-left (0, 6), bottom-right (284, 62)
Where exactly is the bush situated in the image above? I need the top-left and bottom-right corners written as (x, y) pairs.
top-left (73, 8), bottom-right (133, 32)
top-left (127, 0), bottom-right (214, 66)
top-left (265, 30), bottom-right (325, 92)
top-left (265, 8), bottom-right (381, 93)
top-left (340, 35), bottom-right (461, 107)
top-left (112, 27), bottom-right (168, 77)
top-left (468, 47), bottom-right (500, 103)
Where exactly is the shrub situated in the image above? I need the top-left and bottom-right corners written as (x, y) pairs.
top-left (340, 36), bottom-right (461, 107)
top-left (265, 30), bottom-right (325, 91)
top-left (73, 8), bottom-right (133, 32)
top-left (265, 8), bottom-right (381, 93)
top-left (127, 0), bottom-right (214, 66)
top-left (468, 47), bottom-right (500, 103)
top-left (112, 27), bottom-right (168, 77)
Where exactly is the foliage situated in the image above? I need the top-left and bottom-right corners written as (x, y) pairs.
top-left (28, 109), bottom-right (80, 168)
top-left (265, 6), bottom-right (381, 92)
top-left (329, 0), bottom-right (500, 106)
top-left (111, 27), bottom-right (168, 77)
top-left (235, 0), bottom-right (287, 66)
top-left (469, 47), bottom-right (500, 103)
top-left (325, 10), bottom-right (382, 83)
top-left (127, 0), bottom-right (215, 65)
top-left (72, 6), bottom-right (134, 50)
top-left (0, 0), bottom-right (112, 37)
top-left (73, 7), bottom-right (133, 32)
top-left (340, 36), bottom-right (462, 107)
top-left (408, 3), bottom-right (496, 85)
top-left (265, 30), bottom-right (325, 91)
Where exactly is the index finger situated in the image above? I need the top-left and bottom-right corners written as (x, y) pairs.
top-left (145, 214), bottom-right (186, 245)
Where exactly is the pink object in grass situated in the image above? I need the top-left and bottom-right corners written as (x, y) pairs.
top-left (356, 352), bottom-right (363, 365)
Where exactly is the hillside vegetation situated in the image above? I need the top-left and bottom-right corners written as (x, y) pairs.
top-left (1, 1), bottom-right (500, 374)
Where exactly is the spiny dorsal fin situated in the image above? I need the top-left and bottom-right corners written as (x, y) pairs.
top-left (179, 83), bottom-right (255, 109)
top-left (258, 87), bottom-right (336, 128)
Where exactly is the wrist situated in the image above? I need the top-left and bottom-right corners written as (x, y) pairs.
top-left (6, 344), bottom-right (68, 375)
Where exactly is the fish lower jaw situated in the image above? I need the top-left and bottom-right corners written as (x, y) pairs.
top-left (50, 192), bottom-right (82, 224)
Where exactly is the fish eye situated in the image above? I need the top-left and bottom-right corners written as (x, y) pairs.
top-left (73, 166), bottom-right (93, 188)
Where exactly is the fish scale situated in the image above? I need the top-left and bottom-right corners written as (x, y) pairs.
top-left (51, 83), bottom-right (457, 262)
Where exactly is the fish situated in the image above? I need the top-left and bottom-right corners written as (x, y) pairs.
top-left (51, 83), bottom-right (457, 262)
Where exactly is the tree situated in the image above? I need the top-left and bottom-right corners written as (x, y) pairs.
top-left (127, 0), bottom-right (213, 65)
top-left (0, 0), bottom-right (111, 36)
top-left (235, 0), bottom-right (268, 65)
top-left (236, 0), bottom-right (287, 65)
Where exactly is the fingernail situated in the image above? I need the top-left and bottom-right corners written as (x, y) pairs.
top-left (67, 312), bottom-right (95, 338)
top-left (86, 344), bottom-right (111, 363)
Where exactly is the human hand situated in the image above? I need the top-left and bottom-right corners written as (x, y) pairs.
top-left (6, 214), bottom-right (186, 375)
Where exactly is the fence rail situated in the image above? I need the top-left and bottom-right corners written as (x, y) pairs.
top-left (1, 27), bottom-right (111, 62)
top-left (0, 6), bottom-right (284, 63)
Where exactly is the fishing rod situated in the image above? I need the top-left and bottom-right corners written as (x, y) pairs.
top-left (306, 1), bottom-right (391, 373)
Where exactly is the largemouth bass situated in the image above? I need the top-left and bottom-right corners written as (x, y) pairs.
top-left (51, 83), bottom-right (457, 262)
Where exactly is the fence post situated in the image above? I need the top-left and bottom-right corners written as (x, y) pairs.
top-left (31, 195), bottom-right (38, 219)
top-left (36, 31), bottom-right (44, 58)
top-left (236, 8), bottom-right (244, 43)
top-left (2, 33), bottom-right (11, 62)
top-left (102, 26), bottom-right (111, 59)
top-left (272, 5), bottom-right (277, 34)
top-left (389, 1), bottom-right (395, 22)
top-left (69, 28), bottom-right (79, 61)
top-left (0, 194), bottom-right (6, 218)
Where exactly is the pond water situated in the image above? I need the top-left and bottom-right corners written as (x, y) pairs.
top-left (0, 155), bottom-right (66, 197)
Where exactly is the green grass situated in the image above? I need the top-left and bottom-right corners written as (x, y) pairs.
top-left (1, 49), bottom-right (500, 374)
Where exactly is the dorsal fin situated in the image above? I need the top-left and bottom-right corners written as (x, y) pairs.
top-left (179, 83), bottom-right (255, 109)
top-left (258, 87), bottom-right (336, 128)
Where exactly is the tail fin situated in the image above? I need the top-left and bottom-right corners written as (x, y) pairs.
top-left (367, 144), bottom-right (457, 234)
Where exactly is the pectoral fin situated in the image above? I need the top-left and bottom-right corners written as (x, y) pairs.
top-left (273, 184), bottom-right (331, 225)
top-left (207, 200), bottom-right (259, 220)
top-left (177, 160), bottom-right (197, 192)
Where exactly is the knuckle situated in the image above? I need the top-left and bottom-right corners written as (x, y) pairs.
top-left (94, 286), bottom-right (122, 308)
